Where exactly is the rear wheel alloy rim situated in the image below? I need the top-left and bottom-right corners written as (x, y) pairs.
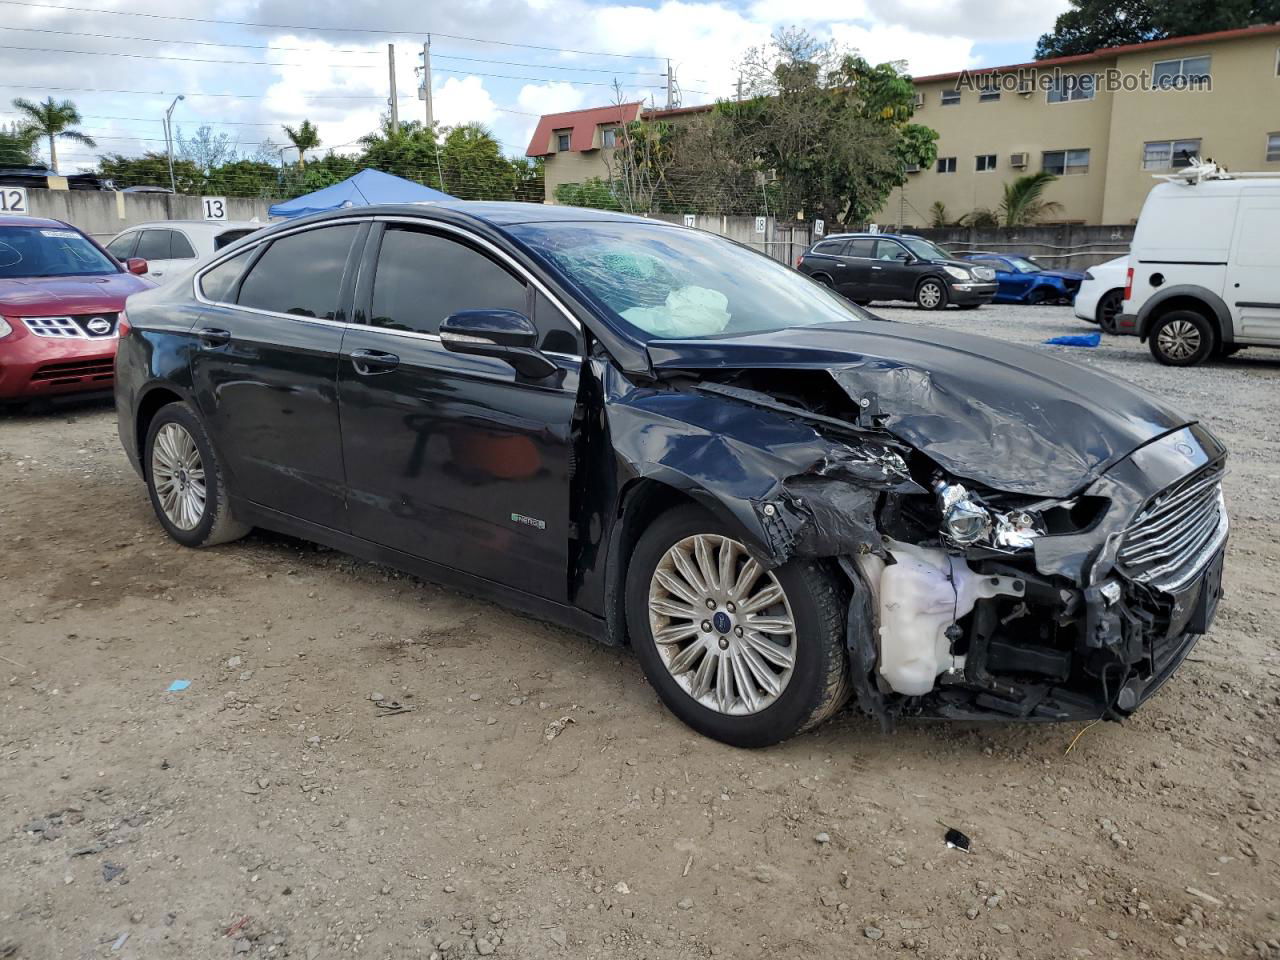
top-left (151, 423), bottom-right (206, 531)
top-left (647, 534), bottom-right (796, 716)
top-left (919, 283), bottom-right (942, 308)
top-left (1157, 319), bottom-right (1200, 360)
top-left (1100, 294), bottom-right (1121, 330)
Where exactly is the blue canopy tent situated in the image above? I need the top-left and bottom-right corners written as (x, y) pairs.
top-left (268, 169), bottom-right (455, 219)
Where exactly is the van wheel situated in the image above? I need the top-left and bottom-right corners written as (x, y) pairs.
top-left (625, 505), bottom-right (850, 747)
top-left (1149, 310), bottom-right (1215, 366)
top-left (915, 279), bottom-right (947, 310)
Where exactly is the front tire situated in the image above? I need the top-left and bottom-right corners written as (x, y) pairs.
top-left (915, 278), bottom-right (947, 311)
top-left (145, 402), bottom-right (250, 548)
top-left (1148, 310), bottom-right (1215, 366)
top-left (625, 505), bottom-right (850, 747)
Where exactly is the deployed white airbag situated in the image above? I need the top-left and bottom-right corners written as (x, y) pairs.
top-left (621, 285), bottom-right (731, 338)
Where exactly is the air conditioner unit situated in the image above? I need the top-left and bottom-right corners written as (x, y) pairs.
top-left (1010, 152), bottom-right (1029, 168)
top-left (913, 93), bottom-right (925, 108)
top-left (904, 163), bottom-right (921, 173)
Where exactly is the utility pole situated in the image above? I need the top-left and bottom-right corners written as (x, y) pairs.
top-left (665, 59), bottom-right (673, 110)
top-left (388, 43), bottom-right (400, 136)
top-left (736, 74), bottom-right (742, 102)
top-left (419, 36), bottom-right (434, 129)
top-left (163, 94), bottom-right (184, 195)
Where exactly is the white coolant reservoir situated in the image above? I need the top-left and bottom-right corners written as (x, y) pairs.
top-left (873, 541), bottom-right (1017, 696)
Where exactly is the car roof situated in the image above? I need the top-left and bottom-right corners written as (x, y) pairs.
top-left (118, 220), bottom-right (262, 233)
top-left (818, 232), bottom-right (922, 241)
top-left (0, 215), bottom-right (74, 230)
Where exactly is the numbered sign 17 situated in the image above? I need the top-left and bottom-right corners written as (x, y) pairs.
top-left (682, 214), bottom-right (696, 228)
top-left (202, 196), bottom-right (227, 221)
top-left (1, 186), bottom-right (29, 215)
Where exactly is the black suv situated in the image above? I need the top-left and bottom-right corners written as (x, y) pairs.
top-left (115, 203), bottom-right (1226, 747)
top-left (798, 233), bottom-right (997, 310)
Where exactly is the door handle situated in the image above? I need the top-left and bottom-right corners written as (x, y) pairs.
top-left (349, 348), bottom-right (400, 375)
top-left (871, 265), bottom-right (883, 271)
top-left (198, 327), bottom-right (231, 346)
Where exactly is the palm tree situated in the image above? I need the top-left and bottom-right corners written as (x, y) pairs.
top-left (282, 120), bottom-right (321, 168)
top-left (999, 172), bottom-right (1064, 227)
top-left (11, 97), bottom-right (95, 173)
top-left (928, 201), bottom-right (951, 228)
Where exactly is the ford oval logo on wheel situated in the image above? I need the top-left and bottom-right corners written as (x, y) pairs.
top-left (86, 317), bottom-right (112, 335)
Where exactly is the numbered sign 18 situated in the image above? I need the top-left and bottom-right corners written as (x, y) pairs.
top-left (1, 186), bottom-right (29, 215)
top-left (202, 196), bottom-right (228, 221)
top-left (754, 216), bottom-right (767, 235)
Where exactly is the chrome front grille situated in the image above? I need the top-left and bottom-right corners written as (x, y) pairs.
top-left (1118, 464), bottom-right (1227, 592)
top-left (22, 314), bottom-right (118, 339)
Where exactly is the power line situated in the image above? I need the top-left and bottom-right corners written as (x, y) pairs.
top-left (0, 0), bottom-right (667, 60)
top-left (0, 25), bottom-right (669, 76)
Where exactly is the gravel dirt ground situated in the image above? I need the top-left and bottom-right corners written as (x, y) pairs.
top-left (2, 302), bottom-right (1279, 960)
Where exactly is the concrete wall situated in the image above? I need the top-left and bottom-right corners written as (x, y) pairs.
top-left (649, 213), bottom-right (813, 264)
top-left (909, 224), bottom-right (1133, 271)
top-left (542, 149), bottom-right (616, 203)
top-left (21, 189), bottom-right (278, 241)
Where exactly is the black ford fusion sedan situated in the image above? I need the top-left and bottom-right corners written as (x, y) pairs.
top-left (115, 203), bottom-right (1228, 747)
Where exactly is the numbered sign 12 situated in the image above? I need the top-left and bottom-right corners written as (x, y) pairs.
top-left (202, 196), bottom-right (228, 221)
top-left (1, 186), bottom-right (29, 215)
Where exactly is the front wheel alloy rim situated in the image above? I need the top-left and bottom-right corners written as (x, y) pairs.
top-left (648, 534), bottom-right (796, 716)
top-left (151, 422), bottom-right (206, 530)
top-left (919, 283), bottom-right (942, 308)
top-left (1157, 319), bottom-right (1201, 360)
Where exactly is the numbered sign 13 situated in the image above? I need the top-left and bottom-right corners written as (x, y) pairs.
top-left (202, 196), bottom-right (227, 221)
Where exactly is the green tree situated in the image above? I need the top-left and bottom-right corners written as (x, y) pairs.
top-left (1035, 0), bottom-right (1280, 58)
top-left (358, 118), bottom-right (444, 188)
top-left (554, 177), bottom-right (622, 210)
top-left (96, 152), bottom-right (203, 193)
top-left (10, 97), bottom-right (95, 173)
top-left (438, 123), bottom-right (514, 200)
top-left (0, 122), bottom-right (36, 166)
top-left (204, 159), bottom-right (282, 198)
top-left (928, 201), bottom-right (952, 228)
top-left (282, 119), bottom-right (321, 168)
top-left (720, 30), bottom-right (938, 226)
top-left (999, 172), bottom-right (1064, 226)
top-left (177, 125), bottom-right (239, 175)
top-left (285, 152), bottom-right (361, 198)
top-left (510, 156), bottom-right (544, 203)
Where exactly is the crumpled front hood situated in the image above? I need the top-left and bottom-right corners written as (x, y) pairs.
top-left (645, 322), bottom-right (1194, 498)
top-left (0, 273), bottom-right (149, 313)
top-left (1036, 269), bottom-right (1086, 282)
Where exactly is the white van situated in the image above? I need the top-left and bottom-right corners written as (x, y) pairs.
top-left (1118, 171), bottom-right (1280, 365)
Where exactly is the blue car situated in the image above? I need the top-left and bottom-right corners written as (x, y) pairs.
top-left (962, 253), bottom-right (1085, 305)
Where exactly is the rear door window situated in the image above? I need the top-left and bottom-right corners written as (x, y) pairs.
top-left (170, 232), bottom-right (197, 259)
top-left (134, 230), bottom-right (173, 261)
top-left (236, 224), bottom-right (359, 320)
top-left (845, 239), bottom-right (875, 258)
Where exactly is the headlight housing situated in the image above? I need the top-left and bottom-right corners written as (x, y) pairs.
top-left (0, 317), bottom-right (12, 339)
top-left (943, 266), bottom-right (971, 281)
top-left (934, 479), bottom-right (1044, 552)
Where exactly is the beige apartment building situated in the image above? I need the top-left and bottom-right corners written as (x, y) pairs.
top-left (527, 24), bottom-right (1280, 225)
top-left (890, 22), bottom-right (1280, 225)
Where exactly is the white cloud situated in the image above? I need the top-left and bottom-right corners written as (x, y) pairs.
top-left (516, 81), bottom-right (587, 116)
top-left (433, 75), bottom-right (499, 129)
top-left (829, 23), bottom-right (979, 76)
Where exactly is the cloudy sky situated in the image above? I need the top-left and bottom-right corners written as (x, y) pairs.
top-left (0, 0), bottom-right (1071, 173)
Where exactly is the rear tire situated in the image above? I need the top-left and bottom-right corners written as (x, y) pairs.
top-left (144, 401), bottom-right (250, 548)
top-left (915, 278), bottom-right (947, 311)
top-left (1148, 310), bottom-right (1215, 367)
top-left (812, 274), bottom-right (834, 288)
top-left (1096, 289), bottom-right (1123, 333)
top-left (625, 504), bottom-right (850, 747)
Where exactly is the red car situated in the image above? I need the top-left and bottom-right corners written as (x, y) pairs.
top-left (0, 215), bottom-right (153, 404)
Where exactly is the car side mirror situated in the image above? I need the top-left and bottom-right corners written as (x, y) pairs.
top-left (440, 309), bottom-right (557, 380)
top-left (126, 258), bottom-right (148, 275)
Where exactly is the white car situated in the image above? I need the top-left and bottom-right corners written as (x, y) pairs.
top-left (1119, 167), bottom-right (1280, 365)
top-left (105, 220), bottom-right (261, 286)
top-left (1073, 255), bottom-right (1129, 333)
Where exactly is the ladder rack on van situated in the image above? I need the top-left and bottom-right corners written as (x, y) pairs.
top-left (1154, 158), bottom-right (1277, 184)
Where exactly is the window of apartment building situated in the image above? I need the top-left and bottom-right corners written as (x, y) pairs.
top-left (1142, 138), bottom-right (1201, 170)
top-left (978, 86), bottom-right (1000, 102)
top-left (1043, 149), bottom-right (1090, 175)
top-left (937, 157), bottom-right (957, 173)
top-left (1267, 133), bottom-right (1280, 162)
top-left (1047, 73), bottom-right (1095, 103)
top-left (601, 127), bottom-right (621, 149)
top-left (555, 130), bottom-right (571, 151)
top-left (941, 89), bottom-right (961, 105)
top-left (1153, 56), bottom-right (1211, 89)
top-left (976, 154), bottom-right (997, 172)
